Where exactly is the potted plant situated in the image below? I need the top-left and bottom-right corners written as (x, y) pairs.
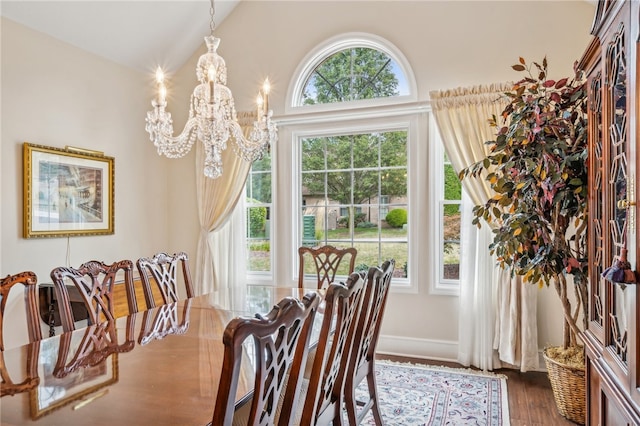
top-left (459, 57), bottom-right (588, 424)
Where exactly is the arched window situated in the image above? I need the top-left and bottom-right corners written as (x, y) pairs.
top-left (287, 34), bottom-right (416, 287)
top-left (288, 33), bottom-right (416, 111)
top-left (300, 47), bottom-right (409, 105)
top-left (246, 33), bottom-right (454, 294)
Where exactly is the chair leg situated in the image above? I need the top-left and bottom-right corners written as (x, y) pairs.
top-left (345, 381), bottom-right (358, 425)
top-left (367, 368), bottom-right (383, 426)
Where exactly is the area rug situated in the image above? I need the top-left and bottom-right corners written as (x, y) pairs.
top-left (358, 361), bottom-right (510, 425)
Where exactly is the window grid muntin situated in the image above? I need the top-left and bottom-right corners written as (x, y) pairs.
top-left (300, 130), bottom-right (408, 279)
top-left (300, 47), bottom-right (406, 106)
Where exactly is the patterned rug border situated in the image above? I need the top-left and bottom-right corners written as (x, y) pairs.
top-left (376, 359), bottom-right (509, 380)
top-left (373, 359), bottom-right (511, 425)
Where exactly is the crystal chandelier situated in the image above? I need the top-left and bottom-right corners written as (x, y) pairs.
top-left (145, 0), bottom-right (277, 179)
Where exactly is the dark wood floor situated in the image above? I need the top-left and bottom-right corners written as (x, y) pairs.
top-left (378, 354), bottom-right (578, 426)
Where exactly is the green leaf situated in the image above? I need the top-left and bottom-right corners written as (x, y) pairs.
top-left (569, 178), bottom-right (584, 186)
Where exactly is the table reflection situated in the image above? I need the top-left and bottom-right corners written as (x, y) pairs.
top-left (1, 286), bottom-right (318, 424)
top-left (28, 317), bottom-right (137, 419)
top-left (138, 299), bottom-right (192, 345)
top-left (1, 341), bottom-right (39, 397)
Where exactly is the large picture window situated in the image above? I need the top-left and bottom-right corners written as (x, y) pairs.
top-left (299, 130), bottom-right (408, 280)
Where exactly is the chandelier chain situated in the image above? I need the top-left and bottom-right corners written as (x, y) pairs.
top-left (209, 0), bottom-right (216, 34)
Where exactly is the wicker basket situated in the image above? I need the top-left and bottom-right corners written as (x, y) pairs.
top-left (543, 348), bottom-right (586, 425)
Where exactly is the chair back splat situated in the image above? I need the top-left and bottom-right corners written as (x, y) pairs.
top-left (50, 259), bottom-right (137, 333)
top-left (291, 272), bottom-right (366, 425)
top-left (298, 245), bottom-right (357, 289)
top-left (0, 271), bottom-right (42, 351)
top-left (212, 292), bottom-right (321, 426)
top-left (344, 260), bottom-right (395, 425)
top-left (136, 252), bottom-right (194, 309)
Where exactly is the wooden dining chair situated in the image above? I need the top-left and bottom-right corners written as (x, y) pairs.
top-left (211, 292), bottom-right (321, 426)
top-left (50, 259), bottom-right (138, 333)
top-left (136, 252), bottom-right (195, 309)
top-left (298, 245), bottom-right (357, 289)
top-left (0, 271), bottom-right (43, 397)
top-left (344, 259), bottom-right (395, 425)
top-left (283, 272), bottom-right (366, 425)
top-left (0, 271), bottom-right (43, 351)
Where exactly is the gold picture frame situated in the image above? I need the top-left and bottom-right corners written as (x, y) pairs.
top-left (23, 143), bottom-right (114, 238)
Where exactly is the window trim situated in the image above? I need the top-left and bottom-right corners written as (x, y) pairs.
top-left (291, 113), bottom-right (418, 293)
top-left (285, 32), bottom-right (417, 114)
top-left (429, 115), bottom-right (461, 296)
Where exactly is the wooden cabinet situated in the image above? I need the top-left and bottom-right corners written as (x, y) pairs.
top-left (582, 1), bottom-right (640, 424)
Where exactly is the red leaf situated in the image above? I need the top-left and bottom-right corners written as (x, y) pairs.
top-left (568, 257), bottom-right (580, 268)
top-left (512, 64), bottom-right (526, 71)
top-left (543, 80), bottom-right (556, 88)
top-left (550, 92), bottom-right (561, 103)
top-left (555, 78), bottom-right (568, 89)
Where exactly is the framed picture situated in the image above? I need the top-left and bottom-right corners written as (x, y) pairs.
top-left (23, 143), bottom-right (114, 238)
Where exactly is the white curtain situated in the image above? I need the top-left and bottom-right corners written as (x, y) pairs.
top-left (194, 112), bottom-right (255, 306)
top-left (195, 114), bottom-right (255, 394)
top-left (207, 198), bottom-right (248, 311)
top-left (430, 83), bottom-right (539, 372)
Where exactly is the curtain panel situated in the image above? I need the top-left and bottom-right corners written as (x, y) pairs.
top-left (430, 83), bottom-right (539, 372)
top-left (194, 112), bottom-right (255, 306)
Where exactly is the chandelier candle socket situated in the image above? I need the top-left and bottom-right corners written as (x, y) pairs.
top-left (145, 0), bottom-right (277, 179)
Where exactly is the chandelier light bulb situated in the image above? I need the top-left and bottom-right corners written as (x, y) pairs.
top-left (155, 67), bottom-right (164, 84)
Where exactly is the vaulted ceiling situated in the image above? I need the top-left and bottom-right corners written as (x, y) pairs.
top-left (1, 1), bottom-right (240, 73)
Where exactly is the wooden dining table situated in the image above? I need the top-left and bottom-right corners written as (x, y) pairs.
top-left (0, 286), bottom-right (317, 425)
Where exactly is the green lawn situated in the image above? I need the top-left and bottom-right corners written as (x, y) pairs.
top-left (248, 217), bottom-right (460, 279)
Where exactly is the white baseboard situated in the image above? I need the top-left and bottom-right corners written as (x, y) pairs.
top-left (377, 334), bottom-right (548, 372)
top-left (376, 334), bottom-right (458, 363)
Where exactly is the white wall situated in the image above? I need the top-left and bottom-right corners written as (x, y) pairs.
top-left (0, 18), bottom-right (182, 348)
top-left (1, 1), bottom-right (595, 361)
